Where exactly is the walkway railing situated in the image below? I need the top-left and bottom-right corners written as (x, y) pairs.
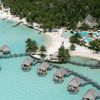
top-left (0, 53), bottom-right (28, 59)
top-left (68, 61), bottom-right (100, 68)
top-left (53, 65), bottom-right (100, 90)
top-left (29, 54), bottom-right (100, 68)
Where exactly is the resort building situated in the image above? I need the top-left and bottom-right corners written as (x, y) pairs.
top-left (77, 21), bottom-right (82, 28)
top-left (68, 77), bottom-right (83, 93)
top-left (0, 45), bottom-right (10, 54)
top-left (83, 89), bottom-right (99, 100)
top-left (50, 54), bottom-right (59, 61)
top-left (22, 57), bottom-right (33, 71)
top-left (53, 68), bottom-right (69, 83)
top-left (37, 62), bottom-right (50, 76)
top-left (85, 14), bottom-right (97, 29)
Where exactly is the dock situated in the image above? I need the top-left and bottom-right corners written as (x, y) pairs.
top-left (0, 53), bottom-right (28, 59)
top-left (53, 65), bottom-right (100, 90)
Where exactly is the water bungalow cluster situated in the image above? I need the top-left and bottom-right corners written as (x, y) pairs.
top-left (0, 0), bottom-right (100, 99)
top-left (21, 56), bottom-right (100, 99)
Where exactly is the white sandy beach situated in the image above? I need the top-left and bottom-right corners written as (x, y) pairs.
top-left (0, 11), bottom-right (100, 61)
top-left (46, 32), bottom-right (100, 61)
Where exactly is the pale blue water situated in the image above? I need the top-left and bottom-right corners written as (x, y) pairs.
top-left (80, 31), bottom-right (100, 42)
top-left (63, 32), bottom-right (73, 38)
top-left (0, 20), bottom-right (100, 100)
top-left (0, 57), bottom-right (99, 100)
top-left (0, 20), bottom-right (48, 54)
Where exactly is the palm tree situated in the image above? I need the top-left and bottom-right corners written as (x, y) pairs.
top-left (26, 38), bottom-right (38, 54)
top-left (26, 38), bottom-right (33, 53)
top-left (58, 45), bottom-right (70, 63)
top-left (70, 43), bottom-right (76, 51)
top-left (89, 39), bottom-right (100, 52)
top-left (39, 45), bottom-right (47, 58)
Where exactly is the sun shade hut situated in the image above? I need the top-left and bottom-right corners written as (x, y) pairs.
top-left (22, 57), bottom-right (33, 71)
top-left (68, 77), bottom-right (83, 93)
top-left (53, 68), bottom-right (69, 83)
top-left (83, 89), bottom-right (99, 100)
top-left (38, 62), bottom-right (50, 76)
top-left (0, 45), bottom-right (10, 54)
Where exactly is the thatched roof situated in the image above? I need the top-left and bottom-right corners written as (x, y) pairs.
top-left (69, 77), bottom-right (83, 87)
top-left (77, 21), bottom-right (82, 28)
top-left (83, 89), bottom-right (99, 100)
top-left (39, 62), bottom-right (50, 70)
top-left (85, 14), bottom-right (93, 22)
top-left (22, 57), bottom-right (33, 66)
top-left (0, 45), bottom-right (10, 52)
top-left (55, 68), bottom-right (68, 77)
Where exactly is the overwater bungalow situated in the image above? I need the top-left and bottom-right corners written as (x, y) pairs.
top-left (0, 45), bottom-right (11, 54)
top-left (22, 57), bottom-right (33, 71)
top-left (37, 62), bottom-right (50, 76)
top-left (53, 68), bottom-right (69, 83)
top-left (68, 77), bottom-right (83, 93)
top-left (82, 89), bottom-right (99, 100)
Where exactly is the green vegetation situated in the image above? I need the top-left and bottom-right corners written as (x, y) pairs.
top-left (69, 33), bottom-right (82, 45)
top-left (26, 38), bottom-right (38, 53)
top-left (3, 0), bottom-right (100, 29)
top-left (58, 45), bottom-right (70, 63)
top-left (89, 39), bottom-right (100, 52)
top-left (39, 45), bottom-right (47, 58)
top-left (81, 23), bottom-right (89, 30)
top-left (26, 38), bottom-right (47, 57)
top-left (70, 43), bottom-right (76, 51)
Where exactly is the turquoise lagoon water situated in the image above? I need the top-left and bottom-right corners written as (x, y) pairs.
top-left (0, 20), bottom-right (100, 100)
top-left (0, 57), bottom-right (100, 100)
top-left (0, 19), bottom-right (48, 54)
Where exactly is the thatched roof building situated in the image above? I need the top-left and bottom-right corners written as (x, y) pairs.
top-left (68, 77), bottom-right (83, 93)
top-left (53, 68), bottom-right (69, 83)
top-left (22, 57), bottom-right (33, 67)
top-left (83, 89), bottom-right (99, 100)
top-left (0, 45), bottom-right (10, 54)
top-left (38, 62), bottom-right (50, 76)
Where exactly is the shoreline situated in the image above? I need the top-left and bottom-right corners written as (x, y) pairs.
top-left (0, 11), bottom-right (100, 61)
top-left (45, 32), bottom-right (100, 61)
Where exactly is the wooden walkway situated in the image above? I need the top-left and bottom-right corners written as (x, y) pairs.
top-left (69, 61), bottom-right (100, 68)
top-left (0, 53), bottom-right (28, 59)
top-left (29, 54), bottom-right (100, 68)
top-left (53, 65), bottom-right (100, 90)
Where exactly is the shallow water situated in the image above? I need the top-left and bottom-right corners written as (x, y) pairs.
top-left (0, 20), bottom-right (48, 54)
top-left (0, 57), bottom-right (99, 100)
top-left (0, 20), bottom-right (100, 100)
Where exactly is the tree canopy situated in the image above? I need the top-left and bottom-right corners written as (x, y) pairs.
top-left (2, 0), bottom-right (100, 29)
top-left (58, 45), bottom-right (70, 63)
top-left (89, 39), bottom-right (100, 52)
